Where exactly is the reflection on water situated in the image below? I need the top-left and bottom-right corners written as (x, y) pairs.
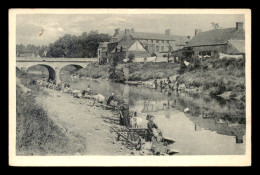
top-left (59, 74), bottom-right (246, 155)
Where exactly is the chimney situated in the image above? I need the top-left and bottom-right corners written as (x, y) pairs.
top-left (131, 28), bottom-right (135, 33)
top-left (125, 29), bottom-right (131, 34)
top-left (195, 29), bottom-right (201, 35)
top-left (187, 36), bottom-right (190, 40)
top-left (236, 22), bottom-right (243, 30)
top-left (114, 28), bottom-right (120, 35)
top-left (165, 29), bottom-right (171, 36)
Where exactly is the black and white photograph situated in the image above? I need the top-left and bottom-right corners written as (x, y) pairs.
top-left (9, 9), bottom-right (251, 166)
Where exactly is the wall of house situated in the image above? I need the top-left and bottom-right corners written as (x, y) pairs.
top-left (138, 39), bottom-right (172, 53)
top-left (226, 42), bottom-right (243, 55)
top-left (189, 44), bottom-right (228, 58)
top-left (126, 50), bottom-right (151, 58)
top-left (128, 41), bottom-right (147, 51)
top-left (108, 50), bottom-right (150, 63)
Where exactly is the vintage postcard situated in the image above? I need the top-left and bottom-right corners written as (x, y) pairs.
top-left (9, 9), bottom-right (251, 166)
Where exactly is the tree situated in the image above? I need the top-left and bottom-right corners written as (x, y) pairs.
top-left (46, 32), bottom-right (111, 58)
top-left (16, 44), bottom-right (25, 56)
top-left (16, 44), bottom-right (48, 57)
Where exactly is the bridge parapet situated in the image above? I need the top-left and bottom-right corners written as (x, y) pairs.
top-left (16, 57), bottom-right (98, 62)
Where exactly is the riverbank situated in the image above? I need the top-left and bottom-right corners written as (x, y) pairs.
top-left (16, 79), bottom-right (86, 155)
top-left (177, 58), bottom-right (245, 99)
top-left (77, 58), bottom-right (245, 101)
top-left (16, 76), bottom-right (152, 155)
top-left (77, 62), bottom-right (180, 81)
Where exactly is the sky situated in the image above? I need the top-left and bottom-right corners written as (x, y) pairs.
top-left (16, 14), bottom-right (244, 46)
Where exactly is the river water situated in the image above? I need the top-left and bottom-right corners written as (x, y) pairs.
top-left (59, 74), bottom-right (246, 155)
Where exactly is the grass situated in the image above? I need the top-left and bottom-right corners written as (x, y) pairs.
top-left (76, 58), bottom-right (245, 99)
top-left (177, 58), bottom-right (245, 98)
top-left (127, 62), bottom-right (180, 81)
top-left (16, 74), bottom-right (86, 155)
top-left (77, 62), bottom-right (180, 81)
top-left (77, 62), bottom-right (110, 79)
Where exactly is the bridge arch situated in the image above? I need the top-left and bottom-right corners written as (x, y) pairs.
top-left (60, 64), bottom-right (84, 73)
top-left (26, 64), bottom-right (56, 81)
top-left (16, 58), bottom-right (94, 82)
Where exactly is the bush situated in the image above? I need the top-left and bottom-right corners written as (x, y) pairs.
top-left (128, 52), bottom-right (135, 62)
top-left (178, 61), bottom-right (187, 74)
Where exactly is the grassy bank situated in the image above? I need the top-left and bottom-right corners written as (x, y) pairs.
top-left (76, 59), bottom-right (245, 100)
top-left (177, 58), bottom-right (245, 99)
top-left (127, 62), bottom-right (180, 81)
top-left (77, 62), bottom-right (180, 81)
top-left (16, 74), bottom-right (86, 155)
top-left (77, 62), bottom-right (110, 79)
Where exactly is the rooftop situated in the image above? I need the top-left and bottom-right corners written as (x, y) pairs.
top-left (186, 27), bottom-right (245, 47)
top-left (110, 34), bottom-right (137, 53)
top-left (113, 30), bottom-right (189, 44)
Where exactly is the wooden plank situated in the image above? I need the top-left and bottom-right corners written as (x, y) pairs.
top-left (162, 136), bottom-right (176, 144)
top-left (110, 127), bottom-right (137, 145)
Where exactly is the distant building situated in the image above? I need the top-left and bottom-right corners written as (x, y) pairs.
top-left (97, 42), bottom-right (109, 64)
top-left (184, 22), bottom-right (245, 58)
top-left (98, 28), bottom-right (190, 64)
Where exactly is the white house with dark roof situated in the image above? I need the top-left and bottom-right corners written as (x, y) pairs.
top-left (184, 22), bottom-right (245, 58)
top-left (112, 28), bottom-right (189, 56)
top-left (98, 28), bottom-right (190, 64)
top-left (97, 42), bottom-right (109, 64)
top-left (108, 33), bottom-right (150, 63)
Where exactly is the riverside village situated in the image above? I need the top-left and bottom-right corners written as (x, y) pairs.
top-left (15, 13), bottom-right (246, 156)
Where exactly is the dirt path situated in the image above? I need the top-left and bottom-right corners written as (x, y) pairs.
top-left (35, 87), bottom-right (137, 155)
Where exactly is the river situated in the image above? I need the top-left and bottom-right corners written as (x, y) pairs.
top-left (59, 74), bottom-right (245, 155)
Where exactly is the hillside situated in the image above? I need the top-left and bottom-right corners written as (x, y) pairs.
top-left (177, 58), bottom-right (245, 100)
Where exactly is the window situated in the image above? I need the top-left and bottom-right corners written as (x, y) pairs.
top-left (167, 41), bottom-right (169, 43)
top-left (156, 46), bottom-right (159, 51)
top-left (151, 40), bottom-right (153, 43)
top-left (161, 46), bottom-right (164, 52)
top-left (199, 51), bottom-right (212, 56)
top-left (162, 40), bottom-right (164, 43)
top-left (156, 40), bottom-right (159, 43)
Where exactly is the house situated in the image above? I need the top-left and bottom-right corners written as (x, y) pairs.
top-left (97, 42), bottom-right (109, 64)
top-left (98, 28), bottom-right (190, 64)
top-left (113, 28), bottom-right (189, 57)
top-left (108, 33), bottom-right (150, 63)
top-left (184, 22), bottom-right (245, 58)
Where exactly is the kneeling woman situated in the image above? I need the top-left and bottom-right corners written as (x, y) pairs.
top-left (147, 115), bottom-right (162, 142)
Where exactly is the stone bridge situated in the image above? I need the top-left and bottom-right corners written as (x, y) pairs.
top-left (16, 57), bottom-right (97, 82)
